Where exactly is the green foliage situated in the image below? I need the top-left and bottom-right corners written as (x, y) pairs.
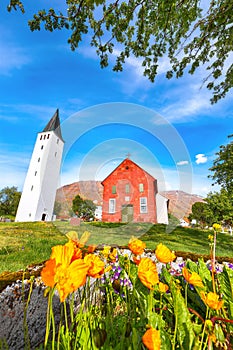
top-left (7, 0), bottom-right (233, 103)
top-left (0, 186), bottom-right (21, 216)
top-left (72, 194), bottom-right (96, 221)
top-left (209, 135), bottom-right (233, 194)
top-left (206, 189), bottom-right (233, 225)
top-left (189, 202), bottom-right (214, 227)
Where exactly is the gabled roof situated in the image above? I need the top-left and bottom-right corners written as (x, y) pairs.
top-left (42, 109), bottom-right (64, 141)
top-left (101, 158), bottom-right (156, 184)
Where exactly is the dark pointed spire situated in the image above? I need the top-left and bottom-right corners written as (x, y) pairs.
top-left (43, 109), bottom-right (64, 141)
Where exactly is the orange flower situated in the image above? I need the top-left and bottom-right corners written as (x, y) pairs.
top-left (201, 292), bottom-right (224, 310)
top-left (128, 236), bottom-right (146, 255)
top-left (87, 245), bottom-right (97, 253)
top-left (142, 328), bottom-right (161, 350)
top-left (133, 255), bottom-right (141, 265)
top-left (182, 267), bottom-right (204, 288)
top-left (138, 257), bottom-right (159, 289)
top-left (155, 243), bottom-right (176, 264)
top-left (84, 254), bottom-right (105, 278)
top-left (158, 282), bottom-right (169, 293)
top-left (41, 258), bottom-right (56, 288)
top-left (41, 241), bottom-right (89, 302)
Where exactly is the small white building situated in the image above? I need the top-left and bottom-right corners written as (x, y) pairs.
top-left (179, 218), bottom-right (189, 227)
top-left (15, 110), bottom-right (64, 222)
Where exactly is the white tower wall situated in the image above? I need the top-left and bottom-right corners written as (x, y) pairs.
top-left (15, 122), bottom-right (64, 222)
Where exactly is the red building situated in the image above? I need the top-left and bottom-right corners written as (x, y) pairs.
top-left (101, 158), bottom-right (159, 223)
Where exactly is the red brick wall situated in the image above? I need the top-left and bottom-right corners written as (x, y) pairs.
top-left (102, 159), bottom-right (158, 223)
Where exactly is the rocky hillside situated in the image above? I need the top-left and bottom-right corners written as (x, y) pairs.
top-left (55, 181), bottom-right (204, 218)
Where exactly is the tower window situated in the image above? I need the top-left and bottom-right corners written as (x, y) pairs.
top-left (112, 185), bottom-right (116, 194)
top-left (125, 184), bottom-right (130, 193)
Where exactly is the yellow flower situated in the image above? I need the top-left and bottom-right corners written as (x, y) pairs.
top-left (101, 246), bottom-right (117, 262)
top-left (142, 328), bottom-right (161, 350)
top-left (128, 236), bottom-right (146, 255)
top-left (138, 257), bottom-right (159, 290)
top-left (201, 291), bottom-right (224, 310)
top-left (182, 267), bottom-right (204, 288)
top-left (84, 254), bottom-right (105, 278)
top-left (158, 282), bottom-right (169, 293)
top-left (212, 223), bottom-right (221, 232)
top-left (41, 241), bottom-right (89, 302)
top-left (155, 243), bottom-right (176, 264)
top-left (208, 234), bottom-right (214, 242)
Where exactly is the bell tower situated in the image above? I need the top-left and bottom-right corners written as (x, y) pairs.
top-left (15, 109), bottom-right (64, 222)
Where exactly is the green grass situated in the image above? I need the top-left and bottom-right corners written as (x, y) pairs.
top-left (0, 221), bottom-right (233, 275)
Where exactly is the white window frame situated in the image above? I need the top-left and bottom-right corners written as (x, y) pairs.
top-left (140, 197), bottom-right (147, 214)
top-left (109, 198), bottom-right (116, 213)
top-left (139, 183), bottom-right (144, 192)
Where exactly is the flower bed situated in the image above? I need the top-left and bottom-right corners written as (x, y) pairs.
top-left (1, 226), bottom-right (233, 349)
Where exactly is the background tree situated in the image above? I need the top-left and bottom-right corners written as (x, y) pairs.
top-left (72, 194), bottom-right (96, 221)
top-left (189, 202), bottom-right (214, 228)
top-left (0, 186), bottom-right (21, 216)
top-left (7, 0), bottom-right (233, 103)
top-left (206, 189), bottom-right (233, 226)
top-left (209, 135), bottom-right (233, 195)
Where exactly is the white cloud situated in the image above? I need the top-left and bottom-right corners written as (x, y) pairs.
top-left (0, 40), bottom-right (30, 75)
top-left (177, 160), bottom-right (189, 166)
top-left (195, 154), bottom-right (208, 164)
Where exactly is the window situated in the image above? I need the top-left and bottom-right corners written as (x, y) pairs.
top-left (38, 157), bottom-right (40, 162)
top-left (41, 145), bottom-right (44, 150)
top-left (35, 171), bottom-right (37, 176)
top-left (112, 185), bottom-right (116, 194)
top-left (44, 135), bottom-right (46, 140)
top-left (140, 197), bottom-right (147, 213)
top-left (31, 185), bottom-right (34, 191)
top-left (109, 199), bottom-right (116, 213)
top-left (125, 184), bottom-right (130, 193)
top-left (47, 134), bottom-right (50, 139)
top-left (57, 138), bottom-right (59, 144)
top-left (139, 183), bottom-right (144, 192)
top-left (40, 135), bottom-right (43, 140)
top-left (55, 152), bottom-right (57, 157)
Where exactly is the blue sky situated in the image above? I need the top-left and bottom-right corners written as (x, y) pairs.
top-left (0, 1), bottom-right (232, 197)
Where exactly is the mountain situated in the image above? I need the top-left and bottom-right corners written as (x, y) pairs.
top-left (55, 181), bottom-right (205, 218)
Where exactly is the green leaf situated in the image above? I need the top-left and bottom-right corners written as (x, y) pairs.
top-left (170, 282), bottom-right (196, 349)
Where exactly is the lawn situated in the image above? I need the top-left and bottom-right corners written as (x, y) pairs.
top-left (0, 221), bottom-right (233, 275)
